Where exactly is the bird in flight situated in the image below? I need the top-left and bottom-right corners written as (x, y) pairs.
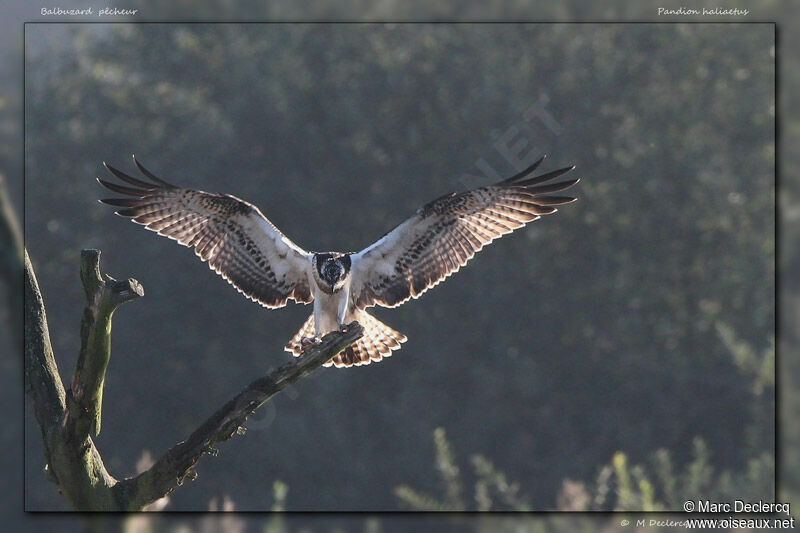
top-left (99, 155), bottom-right (578, 367)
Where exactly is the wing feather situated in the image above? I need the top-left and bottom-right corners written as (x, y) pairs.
top-left (351, 158), bottom-right (578, 309)
top-left (99, 157), bottom-right (312, 308)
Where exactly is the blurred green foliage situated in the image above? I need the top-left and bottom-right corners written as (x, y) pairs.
top-left (396, 427), bottom-right (531, 511)
top-left (23, 23), bottom-right (773, 510)
top-left (397, 313), bottom-right (776, 514)
top-left (397, 428), bottom-right (773, 513)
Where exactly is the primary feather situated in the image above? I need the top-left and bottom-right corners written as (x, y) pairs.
top-left (99, 156), bottom-right (312, 308)
top-left (99, 154), bottom-right (578, 367)
top-left (350, 155), bottom-right (578, 309)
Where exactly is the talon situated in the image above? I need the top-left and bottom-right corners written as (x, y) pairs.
top-left (300, 336), bottom-right (322, 350)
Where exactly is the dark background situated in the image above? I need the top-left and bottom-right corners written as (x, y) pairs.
top-left (20, 19), bottom-right (776, 517)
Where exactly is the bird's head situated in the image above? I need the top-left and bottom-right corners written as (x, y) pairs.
top-left (313, 252), bottom-right (352, 293)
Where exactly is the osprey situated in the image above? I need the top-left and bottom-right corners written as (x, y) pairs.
top-left (99, 155), bottom-right (578, 367)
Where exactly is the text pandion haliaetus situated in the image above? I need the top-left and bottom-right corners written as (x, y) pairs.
top-left (99, 155), bottom-right (578, 367)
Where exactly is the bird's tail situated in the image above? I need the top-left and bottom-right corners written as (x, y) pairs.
top-left (284, 312), bottom-right (407, 368)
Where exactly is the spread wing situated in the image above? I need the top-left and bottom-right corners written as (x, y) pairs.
top-left (350, 155), bottom-right (578, 309)
top-left (98, 156), bottom-right (313, 308)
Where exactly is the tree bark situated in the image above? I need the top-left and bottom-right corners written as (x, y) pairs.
top-left (22, 245), bottom-right (363, 511)
top-left (70, 249), bottom-right (143, 437)
top-left (25, 249), bottom-right (119, 510)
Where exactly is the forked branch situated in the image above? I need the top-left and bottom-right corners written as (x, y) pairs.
top-left (69, 249), bottom-right (143, 437)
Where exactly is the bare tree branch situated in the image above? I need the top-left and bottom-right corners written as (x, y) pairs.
top-left (69, 249), bottom-right (143, 437)
top-left (24, 249), bottom-right (67, 431)
top-left (25, 249), bottom-right (128, 510)
top-left (23, 246), bottom-right (363, 510)
top-left (114, 321), bottom-right (363, 511)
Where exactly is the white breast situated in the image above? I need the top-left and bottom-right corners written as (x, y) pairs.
top-left (312, 289), bottom-right (340, 334)
top-left (311, 280), bottom-right (356, 335)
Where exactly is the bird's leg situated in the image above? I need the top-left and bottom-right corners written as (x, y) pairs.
top-left (300, 336), bottom-right (322, 349)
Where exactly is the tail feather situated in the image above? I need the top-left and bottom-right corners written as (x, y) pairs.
top-left (284, 314), bottom-right (316, 355)
top-left (284, 312), bottom-right (407, 368)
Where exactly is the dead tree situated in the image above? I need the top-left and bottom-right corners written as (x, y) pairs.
top-left (21, 240), bottom-right (362, 511)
